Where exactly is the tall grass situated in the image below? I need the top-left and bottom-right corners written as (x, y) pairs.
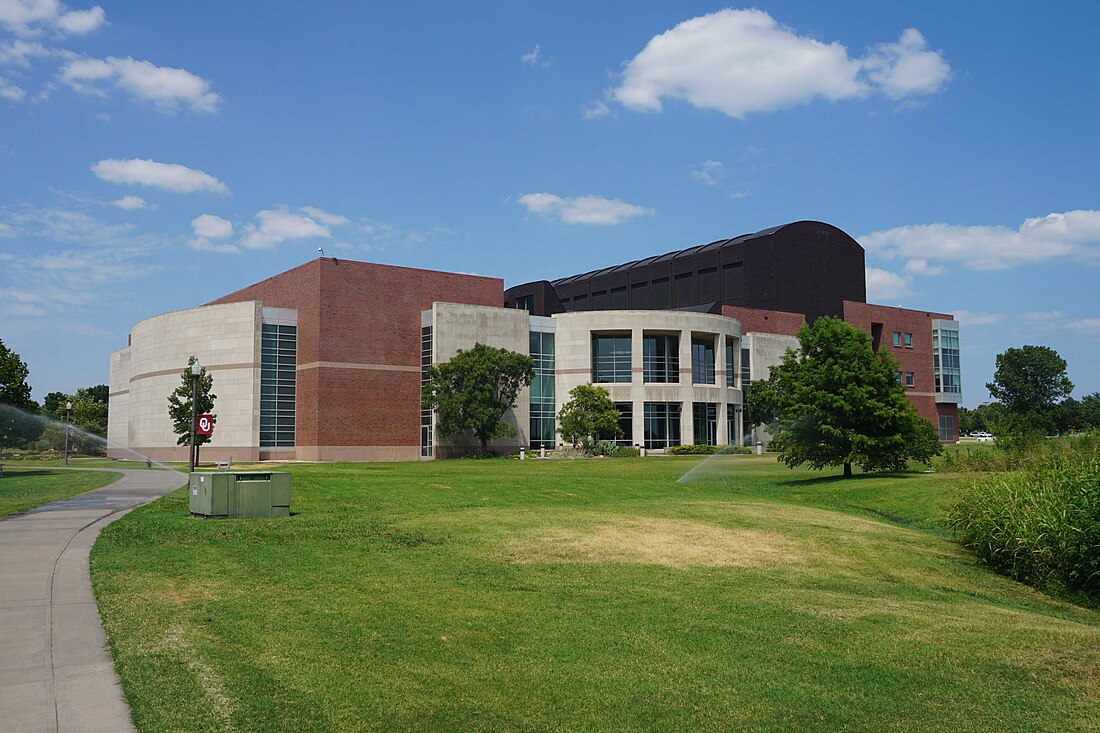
top-left (949, 435), bottom-right (1100, 601)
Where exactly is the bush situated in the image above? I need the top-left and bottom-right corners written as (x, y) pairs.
top-left (458, 451), bottom-right (501, 460)
top-left (667, 444), bottom-right (719, 455)
top-left (716, 445), bottom-right (753, 455)
top-left (949, 437), bottom-right (1100, 600)
top-left (608, 445), bottom-right (639, 458)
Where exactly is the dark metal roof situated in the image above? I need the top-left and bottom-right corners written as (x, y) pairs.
top-left (548, 222), bottom-right (798, 287)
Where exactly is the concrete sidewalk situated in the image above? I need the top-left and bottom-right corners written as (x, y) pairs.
top-left (0, 468), bottom-right (186, 733)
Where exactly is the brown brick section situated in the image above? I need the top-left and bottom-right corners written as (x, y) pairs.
top-left (843, 301), bottom-right (957, 441)
top-left (720, 306), bottom-right (806, 336)
top-left (209, 258), bottom-right (503, 452)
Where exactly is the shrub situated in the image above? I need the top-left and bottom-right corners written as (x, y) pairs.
top-left (716, 445), bottom-right (753, 455)
top-left (667, 444), bottom-right (719, 455)
top-left (458, 451), bottom-right (501, 460)
top-left (608, 445), bottom-right (639, 458)
top-left (949, 437), bottom-right (1100, 600)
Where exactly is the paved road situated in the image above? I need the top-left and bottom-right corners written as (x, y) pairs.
top-left (0, 468), bottom-right (186, 733)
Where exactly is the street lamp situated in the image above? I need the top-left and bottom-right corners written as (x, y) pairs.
top-left (64, 401), bottom-right (72, 466)
top-left (189, 360), bottom-right (202, 472)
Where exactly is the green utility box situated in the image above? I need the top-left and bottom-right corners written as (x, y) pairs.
top-left (188, 472), bottom-right (291, 519)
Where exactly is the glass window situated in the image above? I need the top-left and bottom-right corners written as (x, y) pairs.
top-left (529, 330), bottom-right (556, 449)
top-left (420, 326), bottom-right (433, 457)
top-left (726, 404), bottom-right (740, 445)
top-left (725, 340), bottom-right (735, 388)
top-left (892, 331), bottom-right (901, 347)
top-left (596, 402), bottom-right (632, 446)
top-left (905, 372), bottom-right (915, 387)
top-left (516, 295), bottom-right (535, 313)
top-left (692, 403), bottom-right (718, 445)
top-left (938, 415), bottom-right (955, 442)
top-left (904, 332), bottom-right (913, 348)
top-left (741, 347), bottom-right (751, 388)
top-left (260, 320), bottom-right (297, 448)
top-left (691, 337), bottom-right (715, 384)
top-left (643, 402), bottom-right (681, 449)
top-left (642, 334), bottom-right (679, 383)
top-left (932, 327), bottom-right (962, 395)
top-left (592, 334), bottom-right (631, 383)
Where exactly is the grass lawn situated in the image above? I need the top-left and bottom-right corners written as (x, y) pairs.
top-left (91, 456), bottom-right (1100, 732)
top-left (0, 466), bottom-right (119, 516)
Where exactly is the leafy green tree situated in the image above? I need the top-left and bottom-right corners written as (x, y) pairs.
top-left (743, 377), bottom-right (780, 433)
top-left (0, 338), bottom-right (42, 464)
top-left (70, 386), bottom-right (109, 454)
top-left (42, 391), bottom-right (69, 417)
top-left (422, 343), bottom-right (534, 453)
top-left (757, 316), bottom-right (941, 478)
top-left (958, 406), bottom-right (976, 435)
top-left (986, 345), bottom-right (1073, 436)
top-left (1079, 392), bottom-right (1100, 430)
top-left (167, 356), bottom-right (217, 464)
top-left (557, 384), bottom-right (622, 447)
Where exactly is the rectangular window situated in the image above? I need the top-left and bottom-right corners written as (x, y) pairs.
top-left (897, 371), bottom-right (904, 384)
top-left (727, 404), bottom-right (740, 445)
top-left (642, 334), bottom-right (679, 383)
top-left (529, 330), bottom-right (556, 449)
top-left (597, 402), bottom-right (632, 446)
top-left (691, 337), bottom-right (715, 384)
top-left (692, 403), bottom-right (718, 446)
top-left (904, 332), bottom-right (913, 348)
top-left (420, 326), bottom-right (433, 457)
top-left (592, 334), bottom-right (631, 383)
top-left (725, 340), bottom-right (735, 388)
top-left (892, 331), bottom-right (901, 347)
top-left (740, 347), bottom-right (751, 387)
top-left (643, 402), bottom-right (681, 449)
top-left (938, 415), bottom-right (955, 442)
top-left (932, 325), bottom-right (962, 395)
top-left (515, 295), bottom-right (534, 313)
top-left (905, 372), bottom-right (915, 387)
top-left (260, 322), bottom-right (296, 448)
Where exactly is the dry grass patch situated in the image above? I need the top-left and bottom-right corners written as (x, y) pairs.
top-left (499, 515), bottom-right (805, 568)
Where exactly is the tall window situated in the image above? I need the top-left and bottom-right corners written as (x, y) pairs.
top-left (592, 334), bottom-right (631, 383)
top-left (692, 403), bottom-right (717, 445)
top-left (420, 326), bottom-right (433, 457)
top-left (904, 332), bottom-right (913, 348)
top-left (933, 326), bottom-right (962, 395)
top-left (938, 415), bottom-right (955, 442)
top-left (529, 330), bottom-right (556, 449)
top-left (260, 323), bottom-right (296, 448)
top-left (643, 402), bottom-right (681, 449)
top-left (642, 334), bottom-right (678, 383)
top-left (515, 295), bottom-right (535, 314)
top-left (726, 404), bottom-right (740, 445)
top-left (691, 337), bottom-right (715, 384)
top-left (892, 331), bottom-right (901, 347)
top-left (725, 339), bottom-right (735, 387)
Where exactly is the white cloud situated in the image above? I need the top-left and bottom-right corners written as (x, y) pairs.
top-left (299, 205), bottom-right (349, 226)
top-left (109, 195), bottom-right (150, 210)
top-left (0, 221), bottom-right (16, 237)
top-left (188, 214), bottom-right (235, 254)
top-left (91, 158), bottom-right (229, 194)
top-left (902, 258), bottom-right (945, 276)
top-left (865, 267), bottom-right (914, 301)
top-left (610, 9), bottom-right (949, 119)
top-left (582, 100), bottom-right (610, 119)
top-left (952, 310), bottom-right (1003, 326)
top-left (0, 73), bottom-right (24, 100)
top-left (1022, 310), bottom-right (1064, 322)
top-left (0, 39), bottom-right (52, 66)
top-left (691, 159), bottom-right (724, 186)
top-left (860, 209), bottom-right (1100, 271)
top-left (0, 0), bottom-right (105, 37)
top-left (862, 29), bottom-right (952, 100)
top-left (1066, 318), bottom-right (1100, 334)
top-left (521, 43), bottom-right (549, 67)
top-left (518, 192), bottom-right (653, 225)
top-left (240, 208), bottom-right (331, 250)
top-left (60, 55), bottom-right (220, 113)
top-left (729, 190), bottom-right (752, 200)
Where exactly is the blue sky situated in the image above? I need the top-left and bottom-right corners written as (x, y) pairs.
top-left (1, 1), bottom-right (1097, 407)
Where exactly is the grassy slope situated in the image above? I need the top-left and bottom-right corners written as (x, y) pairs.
top-left (0, 466), bottom-right (118, 515)
top-left (92, 457), bottom-right (1100, 732)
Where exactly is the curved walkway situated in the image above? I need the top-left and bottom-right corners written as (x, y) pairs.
top-left (0, 468), bottom-right (185, 733)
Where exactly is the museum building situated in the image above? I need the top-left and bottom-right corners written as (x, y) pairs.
top-left (107, 221), bottom-right (960, 462)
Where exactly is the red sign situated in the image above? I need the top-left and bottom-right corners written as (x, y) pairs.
top-left (196, 414), bottom-right (214, 435)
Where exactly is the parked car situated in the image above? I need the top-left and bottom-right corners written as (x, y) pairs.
top-left (976, 435), bottom-right (995, 442)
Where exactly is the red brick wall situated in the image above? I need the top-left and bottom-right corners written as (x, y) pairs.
top-left (210, 258), bottom-right (503, 452)
top-left (720, 306), bottom-right (806, 335)
top-left (842, 300), bottom-right (957, 441)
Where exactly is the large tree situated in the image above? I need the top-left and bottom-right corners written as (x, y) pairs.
top-left (422, 343), bottom-right (534, 453)
top-left (0, 338), bottom-right (42, 463)
top-left (167, 356), bottom-right (217, 465)
top-left (1081, 392), bottom-right (1100, 430)
top-left (757, 316), bottom-right (941, 477)
top-left (557, 384), bottom-right (622, 447)
top-left (986, 345), bottom-right (1073, 435)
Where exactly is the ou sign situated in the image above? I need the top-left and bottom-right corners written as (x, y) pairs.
top-left (196, 414), bottom-right (214, 435)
